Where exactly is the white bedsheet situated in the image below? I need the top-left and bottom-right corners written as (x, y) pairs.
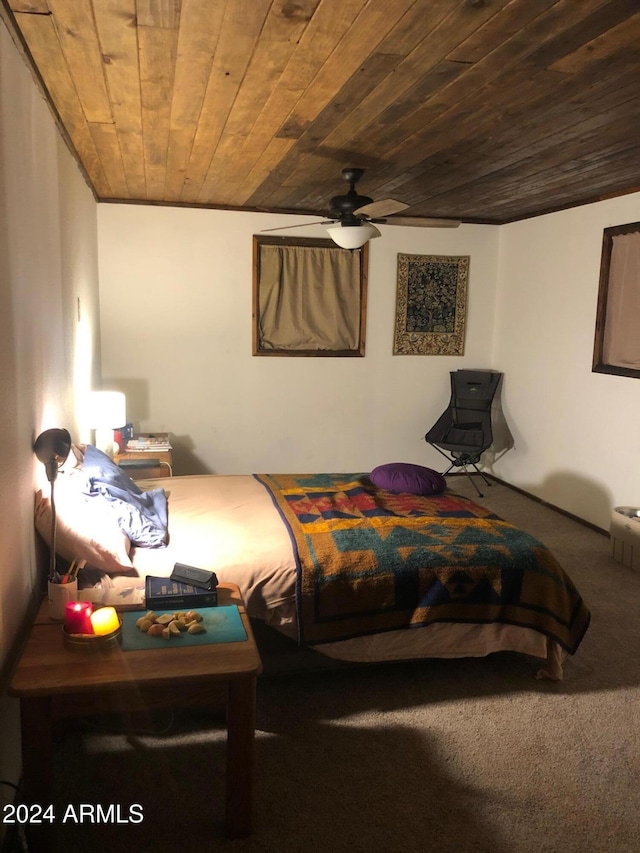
top-left (131, 474), bottom-right (297, 623)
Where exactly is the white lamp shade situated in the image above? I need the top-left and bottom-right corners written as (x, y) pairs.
top-left (326, 222), bottom-right (381, 249)
top-left (86, 391), bottom-right (126, 429)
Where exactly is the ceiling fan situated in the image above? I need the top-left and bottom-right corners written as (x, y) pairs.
top-left (261, 167), bottom-right (461, 249)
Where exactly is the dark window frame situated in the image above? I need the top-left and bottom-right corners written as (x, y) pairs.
top-left (592, 220), bottom-right (640, 379)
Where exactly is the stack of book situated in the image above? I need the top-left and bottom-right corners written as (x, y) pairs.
top-left (126, 433), bottom-right (172, 452)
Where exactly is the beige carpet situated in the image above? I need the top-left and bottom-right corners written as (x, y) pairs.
top-left (35, 477), bottom-right (640, 852)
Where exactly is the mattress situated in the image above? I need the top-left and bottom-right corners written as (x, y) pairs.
top-left (127, 474), bottom-right (579, 679)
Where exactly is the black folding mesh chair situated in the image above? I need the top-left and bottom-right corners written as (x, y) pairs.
top-left (425, 370), bottom-right (503, 497)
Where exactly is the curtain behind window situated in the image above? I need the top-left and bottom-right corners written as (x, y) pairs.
top-left (603, 232), bottom-right (640, 368)
top-left (258, 245), bottom-right (361, 351)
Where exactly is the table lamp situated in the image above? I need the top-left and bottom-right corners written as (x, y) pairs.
top-left (87, 391), bottom-right (126, 457)
top-left (33, 428), bottom-right (71, 582)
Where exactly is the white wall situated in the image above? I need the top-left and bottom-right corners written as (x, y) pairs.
top-left (97, 205), bottom-right (500, 475)
top-left (0, 19), bottom-right (101, 818)
top-left (99, 192), bottom-right (640, 532)
top-left (493, 192), bottom-right (640, 530)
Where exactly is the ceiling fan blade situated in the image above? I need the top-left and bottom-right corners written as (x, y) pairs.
top-left (385, 216), bottom-right (461, 228)
top-left (354, 199), bottom-right (409, 218)
top-left (260, 221), bottom-right (334, 233)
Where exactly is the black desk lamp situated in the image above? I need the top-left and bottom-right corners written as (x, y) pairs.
top-left (34, 428), bottom-right (71, 581)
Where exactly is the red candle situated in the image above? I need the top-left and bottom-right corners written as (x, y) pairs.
top-left (65, 601), bottom-right (94, 635)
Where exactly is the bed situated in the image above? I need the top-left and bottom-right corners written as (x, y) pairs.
top-left (35, 448), bottom-right (590, 680)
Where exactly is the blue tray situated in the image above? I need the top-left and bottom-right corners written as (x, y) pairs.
top-left (120, 605), bottom-right (247, 651)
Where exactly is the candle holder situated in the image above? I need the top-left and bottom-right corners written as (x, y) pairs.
top-left (63, 604), bottom-right (122, 652)
top-left (63, 621), bottom-right (122, 652)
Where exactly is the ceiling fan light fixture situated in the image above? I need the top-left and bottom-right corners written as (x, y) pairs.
top-left (326, 222), bottom-right (381, 249)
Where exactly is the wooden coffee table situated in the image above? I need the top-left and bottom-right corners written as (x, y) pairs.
top-left (9, 582), bottom-right (262, 851)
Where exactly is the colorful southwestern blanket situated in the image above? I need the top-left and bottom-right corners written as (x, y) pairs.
top-left (255, 473), bottom-right (590, 653)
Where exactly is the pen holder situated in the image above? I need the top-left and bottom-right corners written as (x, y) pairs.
top-left (48, 579), bottom-right (78, 620)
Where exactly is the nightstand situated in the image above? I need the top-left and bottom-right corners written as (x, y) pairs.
top-left (114, 443), bottom-right (173, 480)
top-left (9, 583), bottom-right (261, 848)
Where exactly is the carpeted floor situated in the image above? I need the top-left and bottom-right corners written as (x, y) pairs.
top-left (17, 477), bottom-right (640, 852)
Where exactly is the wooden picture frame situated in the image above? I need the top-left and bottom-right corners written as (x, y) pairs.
top-left (592, 221), bottom-right (640, 379)
top-left (252, 235), bottom-right (368, 357)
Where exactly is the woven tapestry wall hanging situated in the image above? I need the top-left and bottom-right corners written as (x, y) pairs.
top-left (393, 254), bottom-right (469, 355)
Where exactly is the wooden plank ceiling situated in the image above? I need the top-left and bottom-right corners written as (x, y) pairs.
top-left (4, 0), bottom-right (640, 224)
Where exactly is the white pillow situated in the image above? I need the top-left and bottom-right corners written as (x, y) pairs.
top-left (34, 482), bottom-right (134, 574)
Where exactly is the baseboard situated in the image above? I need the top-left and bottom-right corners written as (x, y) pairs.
top-left (478, 473), bottom-right (609, 537)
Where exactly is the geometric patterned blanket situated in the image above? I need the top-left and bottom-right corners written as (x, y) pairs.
top-left (255, 473), bottom-right (591, 654)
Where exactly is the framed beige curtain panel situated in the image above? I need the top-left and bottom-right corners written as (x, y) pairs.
top-left (253, 236), bottom-right (368, 357)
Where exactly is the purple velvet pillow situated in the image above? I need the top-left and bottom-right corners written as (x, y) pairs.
top-left (369, 463), bottom-right (446, 496)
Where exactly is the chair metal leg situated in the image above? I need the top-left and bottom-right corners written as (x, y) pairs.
top-left (463, 466), bottom-right (485, 498)
top-left (430, 446), bottom-right (491, 498)
top-left (471, 464), bottom-right (492, 488)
